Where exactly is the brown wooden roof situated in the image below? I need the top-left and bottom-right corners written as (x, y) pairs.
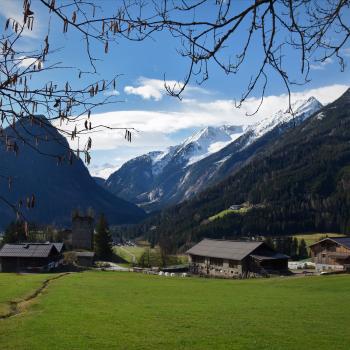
top-left (309, 237), bottom-right (350, 249)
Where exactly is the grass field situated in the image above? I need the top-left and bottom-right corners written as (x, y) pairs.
top-left (114, 246), bottom-right (188, 266)
top-left (208, 207), bottom-right (249, 221)
top-left (1, 272), bottom-right (350, 349)
top-left (0, 273), bottom-right (52, 316)
top-left (114, 246), bottom-right (147, 263)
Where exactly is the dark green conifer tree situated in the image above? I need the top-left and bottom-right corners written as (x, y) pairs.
top-left (94, 214), bottom-right (113, 260)
top-left (290, 237), bottom-right (299, 259)
top-left (298, 239), bottom-right (308, 260)
top-left (2, 221), bottom-right (27, 245)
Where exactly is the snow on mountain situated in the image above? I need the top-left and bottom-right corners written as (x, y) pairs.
top-left (147, 97), bottom-right (321, 177)
top-left (244, 97), bottom-right (322, 146)
top-left (149, 125), bottom-right (244, 175)
top-left (104, 96), bottom-right (323, 212)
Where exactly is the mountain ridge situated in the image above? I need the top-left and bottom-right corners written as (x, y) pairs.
top-left (102, 96), bottom-right (322, 211)
top-left (0, 118), bottom-right (146, 229)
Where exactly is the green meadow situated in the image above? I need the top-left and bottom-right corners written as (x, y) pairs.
top-left (1, 272), bottom-right (350, 350)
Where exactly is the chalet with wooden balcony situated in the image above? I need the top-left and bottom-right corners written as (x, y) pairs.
top-left (309, 237), bottom-right (350, 272)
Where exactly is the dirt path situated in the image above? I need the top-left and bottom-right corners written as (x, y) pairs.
top-left (0, 273), bottom-right (70, 320)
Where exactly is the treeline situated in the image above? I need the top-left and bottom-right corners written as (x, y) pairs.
top-left (265, 236), bottom-right (308, 260)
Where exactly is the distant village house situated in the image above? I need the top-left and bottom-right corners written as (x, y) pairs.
top-left (229, 204), bottom-right (244, 210)
top-left (309, 237), bottom-right (350, 272)
top-left (186, 239), bottom-right (289, 278)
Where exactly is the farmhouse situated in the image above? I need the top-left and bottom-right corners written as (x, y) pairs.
top-left (309, 237), bottom-right (350, 272)
top-left (0, 243), bottom-right (64, 272)
top-left (186, 239), bottom-right (289, 278)
top-left (229, 204), bottom-right (244, 210)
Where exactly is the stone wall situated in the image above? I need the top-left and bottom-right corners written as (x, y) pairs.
top-left (189, 255), bottom-right (243, 278)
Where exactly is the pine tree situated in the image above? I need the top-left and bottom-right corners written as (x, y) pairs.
top-left (2, 221), bottom-right (27, 245)
top-left (264, 236), bottom-right (274, 249)
top-left (94, 214), bottom-right (113, 260)
top-left (290, 237), bottom-right (299, 259)
top-left (298, 239), bottom-right (308, 260)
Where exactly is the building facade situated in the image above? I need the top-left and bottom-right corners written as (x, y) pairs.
top-left (309, 237), bottom-right (350, 272)
top-left (187, 239), bottom-right (289, 278)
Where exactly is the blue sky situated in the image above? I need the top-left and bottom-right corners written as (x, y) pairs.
top-left (1, 1), bottom-right (350, 178)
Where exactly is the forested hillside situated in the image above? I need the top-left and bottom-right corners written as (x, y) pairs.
top-left (130, 89), bottom-right (350, 251)
top-left (0, 117), bottom-right (146, 229)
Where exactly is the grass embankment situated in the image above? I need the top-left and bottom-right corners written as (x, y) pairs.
top-left (114, 246), bottom-right (149, 264)
top-left (208, 207), bottom-right (249, 221)
top-left (114, 246), bottom-right (188, 266)
top-left (1, 272), bottom-right (350, 349)
top-left (293, 232), bottom-right (346, 246)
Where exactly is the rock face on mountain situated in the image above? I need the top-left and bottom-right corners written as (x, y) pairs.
top-left (104, 97), bottom-right (322, 212)
top-left (0, 118), bottom-right (145, 229)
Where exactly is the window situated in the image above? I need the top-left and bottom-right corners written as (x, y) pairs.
top-left (192, 255), bottom-right (205, 264)
top-left (209, 257), bottom-right (223, 266)
top-left (229, 260), bottom-right (238, 268)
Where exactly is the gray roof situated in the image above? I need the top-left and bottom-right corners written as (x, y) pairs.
top-left (186, 239), bottom-right (263, 261)
top-left (309, 237), bottom-right (350, 249)
top-left (53, 243), bottom-right (65, 253)
top-left (250, 252), bottom-right (289, 261)
top-left (331, 237), bottom-right (350, 249)
top-left (0, 243), bottom-right (58, 258)
top-left (75, 251), bottom-right (95, 257)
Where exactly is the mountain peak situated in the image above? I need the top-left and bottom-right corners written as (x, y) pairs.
top-left (178, 124), bottom-right (244, 166)
top-left (245, 96), bottom-right (322, 141)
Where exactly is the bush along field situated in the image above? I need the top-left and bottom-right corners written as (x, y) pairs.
top-left (1, 271), bottom-right (350, 350)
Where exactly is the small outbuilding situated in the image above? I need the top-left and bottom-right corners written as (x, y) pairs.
top-left (0, 243), bottom-right (63, 272)
top-left (75, 251), bottom-right (95, 267)
top-left (309, 237), bottom-right (350, 272)
top-left (186, 239), bottom-right (289, 278)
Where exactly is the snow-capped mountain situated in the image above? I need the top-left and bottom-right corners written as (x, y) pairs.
top-left (103, 97), bottom-right (322, 211)
top-left (145, 125), bottom-right (244, 175)
top-left (244, 97), bottom-right (321, 145)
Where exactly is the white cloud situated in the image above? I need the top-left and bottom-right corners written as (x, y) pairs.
top-left (310, 58), bottom-right (333, 70)
top-left (63, 83), bottom-right (348, 152)
top-left (124, 77), bottom-right (210, 101)
top-left (17, 56), bottom-right (43, 69)
top-left (58, 83), bottom-right (348, 177)
top-left (103, 90), bottom-right (120, 96)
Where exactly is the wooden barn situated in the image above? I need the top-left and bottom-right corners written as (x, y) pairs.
top-left (309, 237), bottom-right (350, 272)
top-left (0, 243), bottom-right (64, 272)
top-left (186, 239), bottom-right (289, 278)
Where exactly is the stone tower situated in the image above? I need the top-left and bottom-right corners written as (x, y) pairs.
top-left (71, 214), bottom-right (94, 250)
